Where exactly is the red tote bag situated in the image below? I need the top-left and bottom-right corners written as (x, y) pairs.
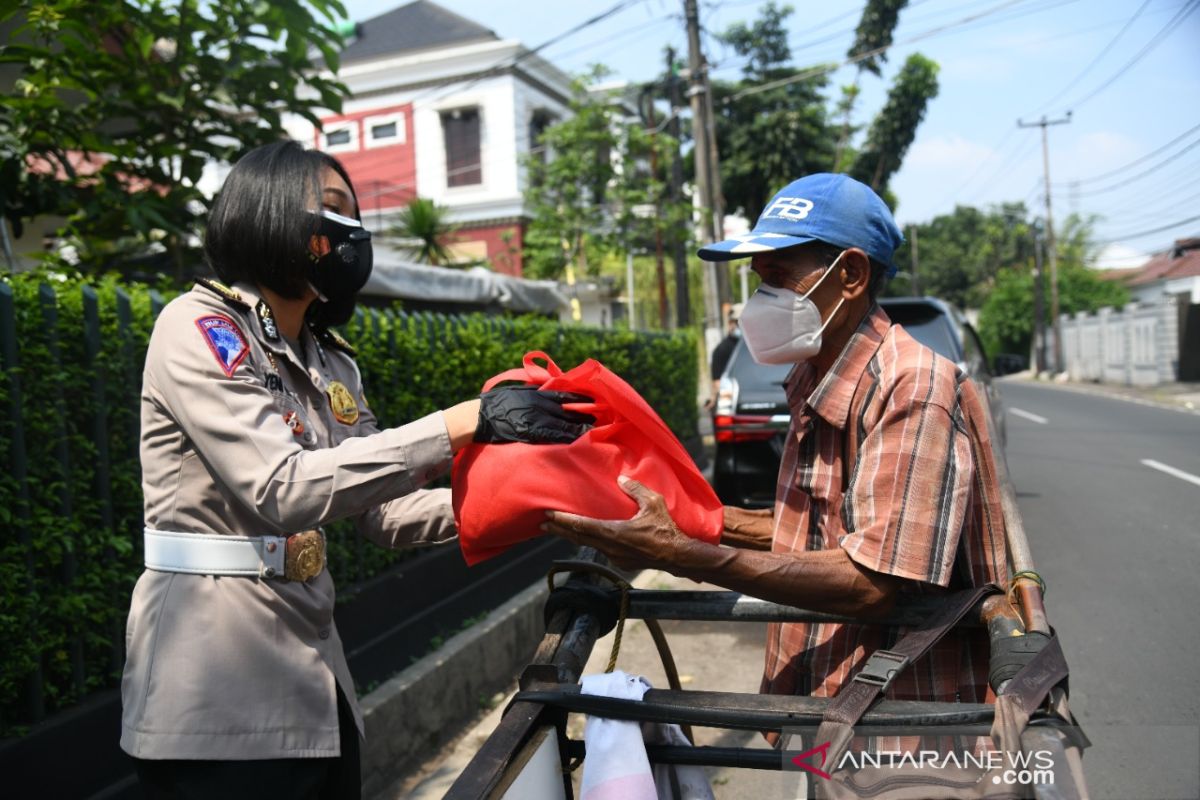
top-left (452, 351), bottom-right (723, 565)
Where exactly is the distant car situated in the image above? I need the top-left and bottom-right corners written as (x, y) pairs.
top-left (712, 297), bottom-right (1007, 508)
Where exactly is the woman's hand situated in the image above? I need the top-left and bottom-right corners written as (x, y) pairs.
top-left (541, 476), bottom-right (691, 571)
top-left (442, 387), bottom-right (595, 453)
top-left (474, 386), bottom-right (595, 445)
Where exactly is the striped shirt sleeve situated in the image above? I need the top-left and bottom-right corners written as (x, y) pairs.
top-left (838, 358), bottom-right (973, 587)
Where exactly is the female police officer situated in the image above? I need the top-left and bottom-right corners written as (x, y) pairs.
top-left (120, 140), bottom-right (591, 798)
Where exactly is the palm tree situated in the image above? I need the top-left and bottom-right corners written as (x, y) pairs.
top-left (392, 198), bottom-right (456, 265)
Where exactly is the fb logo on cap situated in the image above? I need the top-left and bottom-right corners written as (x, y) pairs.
top-left (764, 196), bottom-right (814, 221)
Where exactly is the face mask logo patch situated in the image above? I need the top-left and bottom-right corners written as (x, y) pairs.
top-left (309, 234), bottom-right (331, 259)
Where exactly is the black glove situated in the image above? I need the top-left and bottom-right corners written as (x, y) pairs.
top-left (475, 386), bottom-right (596, 445)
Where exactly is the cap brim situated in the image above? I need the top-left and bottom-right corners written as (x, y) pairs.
top-left (697, 232), bottom-right (816, 261)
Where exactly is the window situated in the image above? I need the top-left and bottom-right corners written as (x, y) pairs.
top-left (441, 107), bottom-right (482, 187)
top-left (529, 109), bottom-right (555, 164)
top-left (364, 112), bottom-right (407, 149)
top-left (321, 124), bottom-right (357, 153)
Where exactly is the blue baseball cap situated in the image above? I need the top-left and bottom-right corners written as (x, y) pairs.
top-left (698, 173), bottom-right (904, 276)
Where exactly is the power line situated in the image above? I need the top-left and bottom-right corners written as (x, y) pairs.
top-left (1093, 185), bottom-right (1200, 227)
top-left (1055, 118), bottom-right (1200, 186)
top-left (541, 10), bottom-right (676, 64)
top-left (956, 135), bottom-right (1041, 205)
top-left (1067, 135), bottom-right (1200, 196)
top-left (1062, 0), bottom-right (1200, 110)
top-left (1093, 213), bottom-right (1200, 243)
top-left (405, 0), bottom-right (647, 109)
top-left (1028, 0), bottom-right (1153, 115)
top-left (725, 0), bottom-right (1036, 103)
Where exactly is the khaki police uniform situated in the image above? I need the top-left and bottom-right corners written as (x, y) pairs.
top-left (121, 280), bottom-right (456, 760)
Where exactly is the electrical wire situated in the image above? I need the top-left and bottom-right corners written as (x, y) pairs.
top-left (1055, 119), bottom-right (1200, 186)
top-left (1066, 135), bottom-right (1200, 196)
top-left (726, 0), bottom-right (1038, 102)
top-left (1092, 185), bottom-right (1200, 227)
top-left (540, 11), bottom-right (676, 66)
top-left (958, 135), bottom-right (1041, 205)
top-left (1062, 0), bottom-right (1200, 110)
top-left (1092, 213), bottom-right (1200, 243)
top-left (1028, 0), bottom-right (1153, 115)
top-left (405, 0), bottom-right (648, 109)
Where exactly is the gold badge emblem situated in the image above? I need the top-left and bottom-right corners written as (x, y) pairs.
top-left (327, 380), bottom-right (359, 424)
top-left (285, 530), bottom-right (326, 582)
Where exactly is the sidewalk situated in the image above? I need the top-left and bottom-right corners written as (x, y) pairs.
top-left (1004, 373), bottom-right (1200, 415)
top-left (383, 569), bottom-right (784, 800)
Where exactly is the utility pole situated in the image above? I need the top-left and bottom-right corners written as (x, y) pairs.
top-left (665, 47), bottom-right (691, 328)
top-left (1032, 229), bottom-right (1046, 374)
top-left (1018, 112), bottom-right (1071, 372)
top-left (642, 90), bottom-right (669, 329)
top-left (685, 0), bottom-right (725, 345)
top-left (909, 225), bottom-right (920, 296)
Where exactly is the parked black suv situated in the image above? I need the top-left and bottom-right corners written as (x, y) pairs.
top-left (712, 297), bottom-right (1006, 507)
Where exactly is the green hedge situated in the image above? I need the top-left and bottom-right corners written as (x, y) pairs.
top-left (0, 270), bottom-right (698, 735)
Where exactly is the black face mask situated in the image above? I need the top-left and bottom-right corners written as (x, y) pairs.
top-left (306, 209), bottom-right (373, 327)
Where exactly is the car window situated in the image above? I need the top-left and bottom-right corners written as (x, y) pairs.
top-left (881, 303), bottom-right (961, 362)
top-left (726, 339), bottom-right (791, 387)
top-left (962, 323), bottom-right (993, 378)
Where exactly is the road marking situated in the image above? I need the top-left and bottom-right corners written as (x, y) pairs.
top-left (1009, 407), bottom-right (1048, 424)
top-left (1141, 459), bottom-right (1200, 488)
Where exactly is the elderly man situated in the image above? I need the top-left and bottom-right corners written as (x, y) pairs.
top-left (543, 173), bottom-right (1009, 709)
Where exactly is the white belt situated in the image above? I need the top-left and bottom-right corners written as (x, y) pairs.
top-left (144, 528), bottom-right (289, 579)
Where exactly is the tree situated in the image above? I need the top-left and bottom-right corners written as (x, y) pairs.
top-left (891, 202), bottom-right (1033, 308)
top-left (848, 0), bottom-right (909, 77)
top-left (834, 0), bottom-right (909, 167)
top-left (713, 3), bottom-right (837, 222)
top-left (390, 198), bottom-right (456, 265)
top-left (0, 0), bottom-right (348, 276)
top-left (523, 71), bottom-right (682, 284)
top-left (848, 53), bottom-right (939, 192)
top-left (977, 217), bottom-right (1129, 358)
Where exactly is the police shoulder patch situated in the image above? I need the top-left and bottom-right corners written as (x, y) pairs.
top-left (196, 278), bottom-right (249, 308)
top-left (195, 315), bottom-right (250, 378)
top-left (321, 328), bottom-right (357, 357)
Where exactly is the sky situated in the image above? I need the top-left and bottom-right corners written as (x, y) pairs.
top-left (343, 0), bottom-right (1200, 261)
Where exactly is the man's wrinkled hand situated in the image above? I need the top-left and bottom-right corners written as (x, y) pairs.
top-left (474, 386), bottom-right (595, 445)
top-left (541, 476), bottom-right (690, 571)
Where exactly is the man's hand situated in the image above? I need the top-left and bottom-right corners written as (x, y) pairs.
top-left (721, 506), bottom-right (775, 550)
top-left (475, 386), bottom-right (595, 445)
top-left (541, 476), bottom-right (691, 571)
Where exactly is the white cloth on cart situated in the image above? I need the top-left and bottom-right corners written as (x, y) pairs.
top-left (579, 671), bottom-right (715, 800)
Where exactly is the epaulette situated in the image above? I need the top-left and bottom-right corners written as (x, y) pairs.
top-left (315, 326), bottom-right (357, 357)
top-left (196, 278), bottom-right (250, 308)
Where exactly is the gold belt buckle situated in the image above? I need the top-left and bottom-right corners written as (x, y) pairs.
top-left (284, 529), bottom-right (326, 582)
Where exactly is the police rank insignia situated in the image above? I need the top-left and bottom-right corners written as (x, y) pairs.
top-left (326, 380), bottom-right (359, 425)
top-left (195, 315), bottom-right (249, 378)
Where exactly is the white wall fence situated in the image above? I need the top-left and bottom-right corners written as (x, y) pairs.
top-left (1060, 296), bottom-right (1181, 386)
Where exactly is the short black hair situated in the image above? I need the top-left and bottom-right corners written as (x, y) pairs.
top-left (812, 241), bottom-right (891, 303)
top-left (204, 140), bottom-right (360, 299)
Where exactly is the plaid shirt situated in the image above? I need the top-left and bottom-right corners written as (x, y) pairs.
top-left (761, 305), bottom-right (1009, 704)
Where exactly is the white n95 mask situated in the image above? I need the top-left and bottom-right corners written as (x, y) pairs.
top-left (739, 252), bottom-right (846, 365)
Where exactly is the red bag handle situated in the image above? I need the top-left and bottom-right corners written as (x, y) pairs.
top-left (481, 351), bottom-right (563, 392)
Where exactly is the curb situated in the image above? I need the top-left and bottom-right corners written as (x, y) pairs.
top-left (1003, 376), bottom-right (1200, 417)
top-left (358, 578), bottom-right (550, 797)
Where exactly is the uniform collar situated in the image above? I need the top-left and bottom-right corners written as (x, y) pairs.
top-left (231, 282), bottom-right (326, 370)
top-left (784, 304), bottom-right (891, 430)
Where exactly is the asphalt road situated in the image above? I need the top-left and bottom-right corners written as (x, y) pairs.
top-left (999, 380), bottom-right (1200, 800)
top-left (402, 381), bottom-right (1200, 800)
